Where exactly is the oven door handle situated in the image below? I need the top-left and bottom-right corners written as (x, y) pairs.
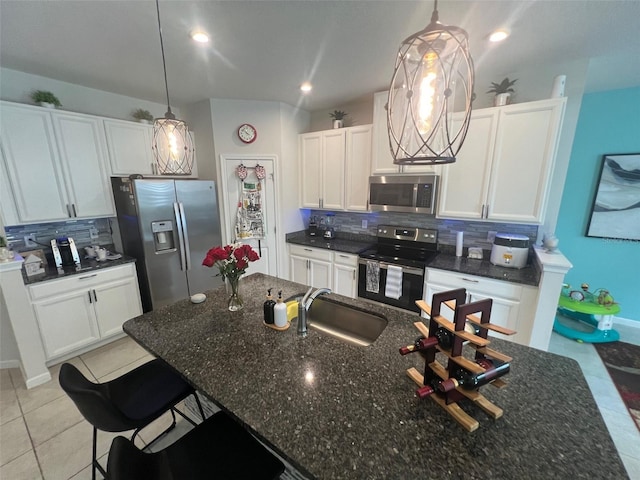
top-left (358, 259), bottom-right (424, 277)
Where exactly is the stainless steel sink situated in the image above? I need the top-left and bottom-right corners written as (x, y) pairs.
top-left (305, 297), bottom-right (388, 346)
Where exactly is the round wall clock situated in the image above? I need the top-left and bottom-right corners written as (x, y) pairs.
top-left (237, 123), bottom-right (257, 144)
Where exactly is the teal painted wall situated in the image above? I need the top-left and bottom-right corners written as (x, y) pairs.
top-left (556, 86), bottom-right (640, 322)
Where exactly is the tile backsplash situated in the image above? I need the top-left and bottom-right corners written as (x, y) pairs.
top-left (303, 210), bottom-right (539, 251)
top-left (5, 218), bottom-right (115, 264)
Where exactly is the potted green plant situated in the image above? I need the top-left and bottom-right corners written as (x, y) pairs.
top-left (329, 110), bottom-right (348, 129)
top-left (30, 90), bottom-right (62, 108)
top-left (132, 108), bottom-right (154, 124)
top-left (487, 78), bottom-right (517, 106)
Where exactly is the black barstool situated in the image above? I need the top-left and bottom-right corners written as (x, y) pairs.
top-left (59, 359), bottom-right (206, 480)
top-left (107, 411), bottom-right (285, 480)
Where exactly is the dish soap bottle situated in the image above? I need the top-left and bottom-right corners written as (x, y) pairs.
top-left (263, 288), bottom-right (275, 324)
top-left (274, 290), bottom-right (287, 328)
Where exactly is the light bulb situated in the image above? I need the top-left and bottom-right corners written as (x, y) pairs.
top-left (417, 53), bottom-right (438, 135)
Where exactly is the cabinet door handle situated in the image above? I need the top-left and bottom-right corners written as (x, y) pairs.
top-left (93, 289), bottom-right (98, 302)
top-left (485, 204), bottom-right (489, 218)
top-left (304, 248), bottom-right (312, 252)
top-left (481, 204), bottom-right (485, 218)
top-left (66, 204), bottom-right (72, 217)
top-left (72, 204), bottom-right (78, 217)
top-left (79, 274), bottom-right (98, 280)
top-left (151, 163), bottom-right (156, 175)
top-left (461, 277), bottom-right (479, 283)
top-left (339, 254), bottom-right (348, 258)
top-left (87, 291), bottom-right (93, 303)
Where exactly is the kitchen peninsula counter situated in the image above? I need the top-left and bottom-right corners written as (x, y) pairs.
top-left (123, 273), bottom-right (626, 479)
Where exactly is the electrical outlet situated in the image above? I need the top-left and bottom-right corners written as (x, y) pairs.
top-left (361, 219), bottom-right (368, 229)
top-left (24, 234), bottom-right (36, 247)
top-left (487, 231), bottom-right (497, 243)
top-left (89, 227), bottom-right (99, 239)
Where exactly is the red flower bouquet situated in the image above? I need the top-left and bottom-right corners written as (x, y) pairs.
top-left (203, 243), bottom-right (259, 311)
top-left (202, 243), bottom-right (260, 282)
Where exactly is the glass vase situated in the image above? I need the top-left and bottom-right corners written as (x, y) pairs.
top-left (226, 276), bottom-right (243, 311)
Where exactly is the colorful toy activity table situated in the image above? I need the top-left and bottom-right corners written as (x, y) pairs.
top-left (553, 295), bottom-right (620, 343)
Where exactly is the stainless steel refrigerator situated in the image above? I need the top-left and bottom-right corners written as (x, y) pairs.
top-left (112, 177), bottom-right (223, 312)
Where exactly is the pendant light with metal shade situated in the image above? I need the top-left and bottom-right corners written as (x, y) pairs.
top-left (152, 0), bottom-right (194, 175)
top-left (387, 0), bottom-right (474, 165)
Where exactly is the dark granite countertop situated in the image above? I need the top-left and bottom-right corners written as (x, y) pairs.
top-left (427, 253), bottom-right (541, 287)
top-left (124, 273), bottom-right (626, 480)
top-left (286, 231), bottom-right (375, 254)
top-left (286, 233), bottom-right (541, 287)
top-left (22, 253), bottom-right (136, 285)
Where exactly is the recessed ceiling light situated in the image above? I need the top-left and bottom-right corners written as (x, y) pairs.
top-left (489, 29), bottom-right (510, 43)
top-left (300, 82), bottom-right (312, 93)
top-left (190, 31), bottom-right (209, 43)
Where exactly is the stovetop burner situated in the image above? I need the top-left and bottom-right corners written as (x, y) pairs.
top-left (358, 225), bottom-right (439, 269)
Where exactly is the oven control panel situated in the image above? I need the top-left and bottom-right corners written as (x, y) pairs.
top-left (377, 225), bottom-right (437, 244)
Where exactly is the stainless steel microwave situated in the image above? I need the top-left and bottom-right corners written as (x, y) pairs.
top-left (368, 175), bottom-right (438, 214)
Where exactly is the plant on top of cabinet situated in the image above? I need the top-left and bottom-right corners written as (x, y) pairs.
top-left (30, 90), bottom-right (61, 108)
top-left (132, 108), bottom-right (153, 124)
top-left (487, 78), bottom-right (517, 106)
top-left (329, 110), bottom-right (348, 129)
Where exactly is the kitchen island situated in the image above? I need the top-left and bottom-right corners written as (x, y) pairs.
top-left (123, 273), bottom-right (627, 479)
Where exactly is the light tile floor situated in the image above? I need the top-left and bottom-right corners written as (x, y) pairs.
top-left (1, 326), bottom-right (639, 479)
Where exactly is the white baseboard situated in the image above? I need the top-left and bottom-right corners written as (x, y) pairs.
top-left (614, 316), bottom-right (640, 329)
top-left (0, 359), bottom-right (21, 369)
top-left (25, 371), bottom-right (52, 389)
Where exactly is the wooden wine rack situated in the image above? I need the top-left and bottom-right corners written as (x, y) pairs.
top-left (401, 288), bottom-right (516, 432)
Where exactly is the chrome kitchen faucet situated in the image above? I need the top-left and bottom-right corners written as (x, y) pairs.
top-left (297, 287), bottom-right (332, 337)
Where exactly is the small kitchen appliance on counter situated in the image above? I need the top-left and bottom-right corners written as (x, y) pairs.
top-left (308, 216), bottom-right (319, 236)
top-left (51, 237), bottom-right (81, 268)
top-left (490, 233), bottom-right (530, 269)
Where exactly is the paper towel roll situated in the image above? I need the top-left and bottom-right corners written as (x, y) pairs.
top-left (456, 231), bottom-right (464, 257)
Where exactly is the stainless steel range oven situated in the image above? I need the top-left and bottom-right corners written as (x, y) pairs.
top-left (357, 226), bottom-right (438, 313)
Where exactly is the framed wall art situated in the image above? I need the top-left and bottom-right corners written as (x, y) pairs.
top-left (586, 153), bottom-right (640, 241)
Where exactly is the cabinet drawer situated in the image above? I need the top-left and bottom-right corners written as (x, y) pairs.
top-left (289, 245), bottom-right (333, 262)
top-left (427, 268), bottom-right (522, 300)
top-left (333, 252), bottom-right (357, 267)
top-left (29, 263), bottom-right (136, 300)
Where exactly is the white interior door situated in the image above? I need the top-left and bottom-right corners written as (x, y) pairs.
top-left (220, 156), bottom-right (278, 276)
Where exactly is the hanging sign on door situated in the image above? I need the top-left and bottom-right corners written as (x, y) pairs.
top-left (235, 164), bottom-right (265, 239)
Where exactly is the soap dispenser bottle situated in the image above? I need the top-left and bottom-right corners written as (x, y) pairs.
top-left (274, 290), bottom-right (287, 328)
top-left (263, 288), bottom-right (275, 324)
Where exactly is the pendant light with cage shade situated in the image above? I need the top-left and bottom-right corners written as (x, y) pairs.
top-left (387, 0), bottom-right (474, 165)
top-left (152, 0), bottom-right (194, 175)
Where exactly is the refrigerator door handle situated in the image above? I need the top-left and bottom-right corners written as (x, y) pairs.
top-left (174, 202), bottom-right (187, 271)
top-left (178, 202), bottom-right (192, 270)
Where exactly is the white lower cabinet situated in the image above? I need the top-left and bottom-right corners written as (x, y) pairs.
top-left (332, 252), bottom-right (358, 298)
top-left (289, 245), bottom-right (358, 298)
top-left (289, 245), bottom-right (332, 289)
top-left (28, 264), bottom-right (143, 360)
top-left (424, 268), bottom-right (536, 346)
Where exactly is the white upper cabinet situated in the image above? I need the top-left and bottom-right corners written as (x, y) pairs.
top-left (345, 125), bottom-right (372, 211)
top-left (104, 119), bottom-right (198, 178)
top-left (438, 98), bottom-right (566, 224)
top-left (299, 125), bottom-right (372, 212)
top-left (371, 91), bottom-right (439, 175)
top-left (51, 112), bottom-right (115, 218)
top-left (0, 103), bottom-right (70, 223)
top-left (103, 119), bottom-right (155, 176)
top-left (0, 102), bottom-right (114, 224)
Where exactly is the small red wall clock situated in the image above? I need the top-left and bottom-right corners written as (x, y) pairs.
top-left (237, 123), bottom-right (257, 144)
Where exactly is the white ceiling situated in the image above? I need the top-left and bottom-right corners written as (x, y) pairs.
top-left (1, 0), bottom-right (639, 112)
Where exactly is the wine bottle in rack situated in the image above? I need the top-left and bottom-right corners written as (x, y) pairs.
top-left (438, 359), bottom-right (511, 392)
top-left (399, 336), bottom-right (438, 355)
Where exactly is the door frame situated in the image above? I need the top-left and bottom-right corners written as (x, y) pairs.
top-left (218, 154), bottom-right (282, 277)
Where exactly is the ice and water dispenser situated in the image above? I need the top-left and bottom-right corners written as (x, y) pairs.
top-left (151, 221), bottom-right (175, 252)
